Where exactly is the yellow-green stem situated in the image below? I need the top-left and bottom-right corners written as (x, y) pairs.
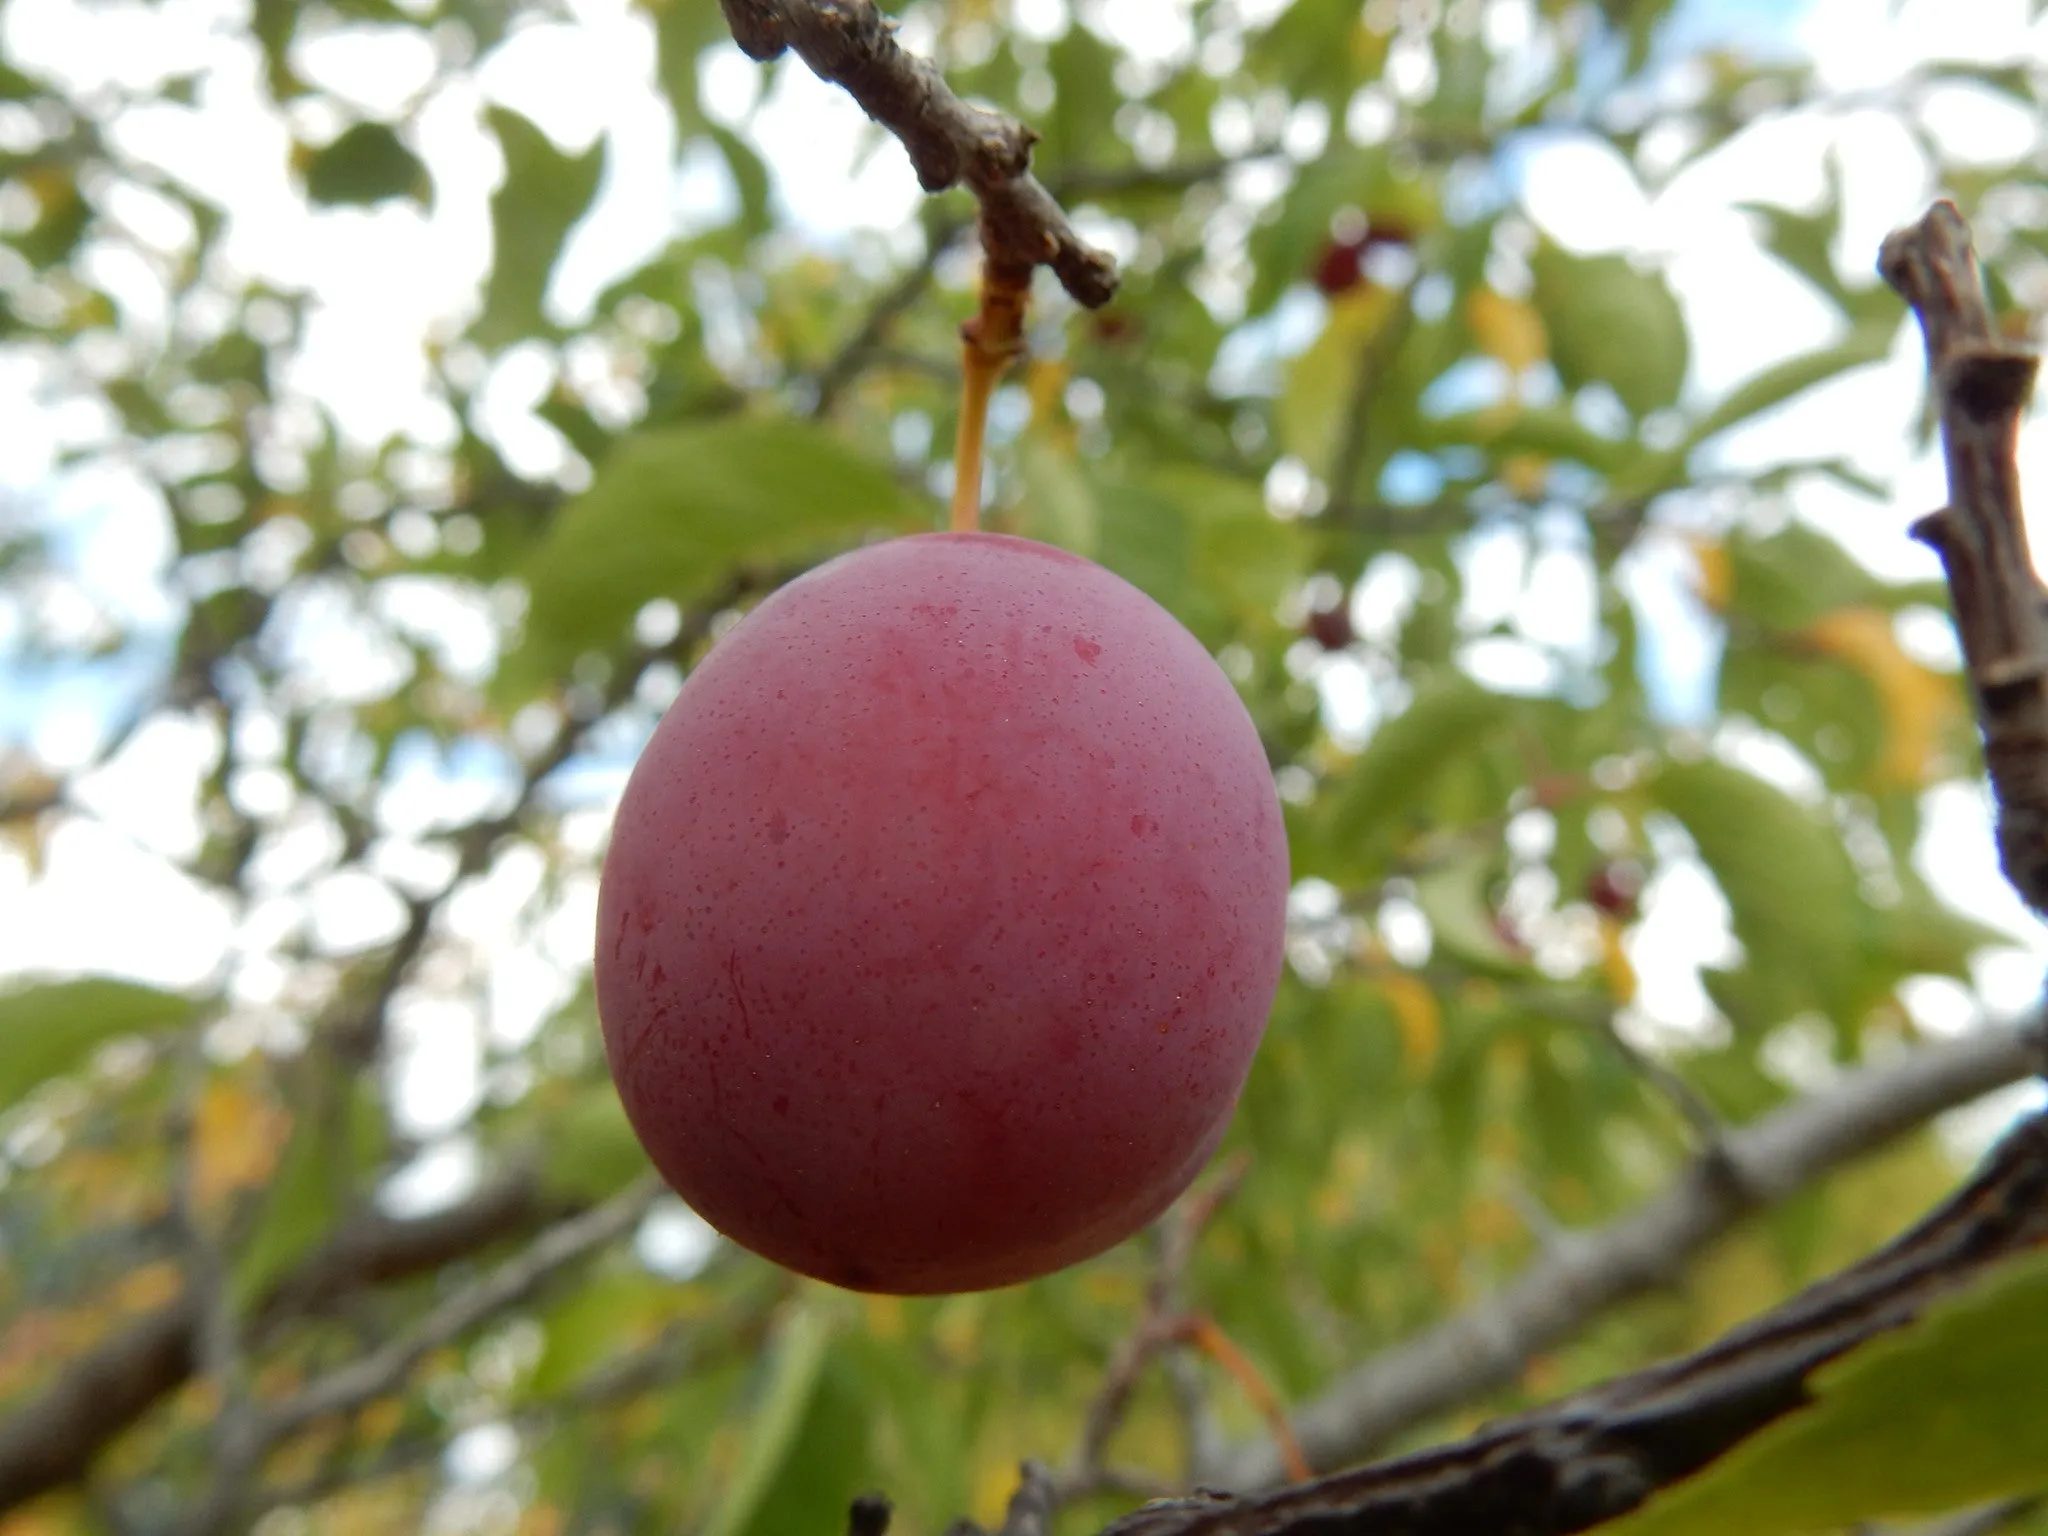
top-left (950, 254), bottom-right (1033, 533)
top-left (949, 339), bottom-right (1000, 532)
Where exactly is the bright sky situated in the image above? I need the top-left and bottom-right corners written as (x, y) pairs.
top-left (3, 0), bottom-right (2048, 1172)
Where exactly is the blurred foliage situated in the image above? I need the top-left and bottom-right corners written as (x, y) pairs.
top-left (0, 0), bottom-right (2045, 1531)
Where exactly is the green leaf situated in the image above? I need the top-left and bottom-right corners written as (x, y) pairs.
top-left (1321, 677), bottom-right (1510, 866)
top-left (475, 107), bottom-right (605, 349)
top-left (0, 977), bottom-right (197, 1112)
top-left (500, 415), bottom-right (923, 701)
top-left (706, 124), bottom-right (772, 236)
top-left (1278, 288), bottom-right (1402, 474)
top-left (702, 1300), bottom-right (836, 1536)
top-left (526, 1270), bottom-right (672, 1398)
top-left (1015, 440), bottom-right (1101, 558)
top-left (1419, 403), bottom-right (1641, 479)
top-left (1414, 852), bottom-right (1529, 976)
top-left (1724, 522), bottom-right (1897, 634)
top-left (1593, 1247), bottom-right (2048, 1536)
top-left (727, 1354), bottom-right (873, 1536)
top-left (1682, 321), bottom-right (1899, 451)
top-left (1531, 243), bottom-right (1689, 417)
top-left (1649, 758), bottom-right (1862, 1029)
top-left (303, 122), bottom-right (429, 208)
top-left (546, 1083), bottom-right (649, 1200)
top-left (1738, 156), bottom-right (1896, 327)
top-left (14, 168), bottom-right (91, 270)
top-left (232, 1083), bottom-right (383, 1307)
top-left (1876, 872), bottom-right (2012, 981)
top-left (650, 0), bottom-right (730, 126)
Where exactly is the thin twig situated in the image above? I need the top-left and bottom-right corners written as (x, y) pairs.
top-left (258, 1175), bottom-right (660, 1445)
top-left (812, 215), bottom-right (968, 416)
top-left (1592, 1011), bottom-right (1737, 1167)
top-left (1063, 1156), bottom-right (1249, 1494)
top-left (163, 1023), bottom-right (260, 1528)
top-left (1170, 1317), bottom-right (1311, 1486)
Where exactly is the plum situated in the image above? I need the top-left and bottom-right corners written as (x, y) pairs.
top-left (595, 531), bottom-right (1288, 1293)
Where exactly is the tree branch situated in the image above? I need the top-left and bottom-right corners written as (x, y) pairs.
top-left (256, 1176), bottom-right (659, 1444)
top-left (1879, 200), bottom-right (2048, 914)
top-left (0, 1168), bottom-right (562, 1513)
top-left (715, 0), bottom-right (1115, 307)
top-left (167, 1177), bottom-right (660, 1534)
top-left (1214, 1016), bottom-right (2044, 1489)
top-left (1062, 1155), bottom-right (1249, 1497)
top-left (1100, 1103), bottom-right (2048, 1534)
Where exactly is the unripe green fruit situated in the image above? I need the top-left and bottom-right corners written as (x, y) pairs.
top-left (595, 532), bottom-right (1288, 1293)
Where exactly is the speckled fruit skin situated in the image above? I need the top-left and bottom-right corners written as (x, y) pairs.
top-left (594, 531), bottom-right (1289, 1294)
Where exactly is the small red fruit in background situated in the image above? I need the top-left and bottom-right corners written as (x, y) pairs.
top-left (1586, 859), bottom-right (1645, 920)
top-left (1311, 219), bottom-right (1418, 297)
top-left (595, 533), bottom-right (1290, 1294)
top-left (1313, 237), bottom-right (1368, 296)
top-left (1306, 598), bottom-right (1354, 651)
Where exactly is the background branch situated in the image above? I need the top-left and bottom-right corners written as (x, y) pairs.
top-left (1100, 1105), bottom-right (2048, 1534)
top-left (1216, 1015), bottom-right (2044, 1489)
top-left (0, 1166), bottom-right (563, 1512)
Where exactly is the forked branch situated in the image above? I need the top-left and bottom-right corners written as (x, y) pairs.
top-left (716, 0), bottom-right (1117, 309)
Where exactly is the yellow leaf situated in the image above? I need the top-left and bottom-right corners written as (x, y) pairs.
top-left (1025, 357), bottom-right (1068, 427)
top-left (972, 1454), bottom-right (1020, 1531)
top-left (113, 1262), bottom-right (181, 1316)
top-left (1466, 287), bottom-right (1548, 375)
top-left (357, 1396), bottom-right (406, 1447)
top-left (0, 820), bottom-right (47, 878)
top-left (194, 1078), bottom-right (291, 1210)
top-left (1377, 971), bottom-right (1441, 1077)
top-left (1501, 452), bottom-right (1549, 498)
top-left (862, 1295), bottom-right (905, 1343)
top-left (1599, 913), bottom-right (1637, 1002)
top-left (1686, 534), bottom-right (1733, 612)
top-left (1802, 606), bottom-right (1963, 788)
top-left (933, 1294), bottom-right (984, 1363)
top-left (1465, 1195), bottom-right (1519, 1250)
top-left (1311, 1134), bottom-right (1374, 1226)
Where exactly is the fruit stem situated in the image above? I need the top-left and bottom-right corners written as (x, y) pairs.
top-left (950, 253), bottom-right (1033, 532)
top-left (1173, 1313), bottom-right (1314, 1482)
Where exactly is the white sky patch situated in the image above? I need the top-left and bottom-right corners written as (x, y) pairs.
top-left (1798, 0), bottom-right (2044, 93)
top-left (68, 713), bottom-right (218, 860)
top-left (305, 867), bottom-right (411, 954)
top-left (746, 59), bottom-right (923, 239)
top-left (378, 1133), bottom-right (482, 1217)
top-left (0, 817), bottom-right (233, 986)
top-left (636, 1197), bottom-right (720, 1279)
top-left (388, 992), bottom-right (485, 1136)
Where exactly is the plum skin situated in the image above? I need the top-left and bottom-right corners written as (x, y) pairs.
top-left (595, 531), bottom-right (1289, 1294)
